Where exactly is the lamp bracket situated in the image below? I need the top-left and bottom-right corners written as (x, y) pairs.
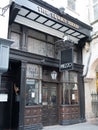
top-left (0, 4), bottom-right (10, 16)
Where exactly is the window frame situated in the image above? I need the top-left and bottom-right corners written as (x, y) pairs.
top-left (25, 64), bottom-right (42, 106)
top-left (93, 0), bottom-right (98, 21)
top-left (61, 71), bottom-right (79, 105)
top-left (25, 78), bottom-right (41, 106)
top-left (67, 0), bottom-right (76, 11)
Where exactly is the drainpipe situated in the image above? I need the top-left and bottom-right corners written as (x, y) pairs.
top-left (83, 42), bottom-right (92, 78)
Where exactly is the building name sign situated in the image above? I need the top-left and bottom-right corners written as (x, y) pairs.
top-left (22, 1), bottom-right (79, 29)
top-left (60, 63), bottom-right (73, 70)
top-left (60, 48), bottom-right (73, 71)
top-left (37, 6), bottom-right (79, 29)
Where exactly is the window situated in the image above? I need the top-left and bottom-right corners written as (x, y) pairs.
top-left (96, 72), bottom-right (98, 93)
top-left (93, 0), bottom-right (98, 20)
top-left (26, 64), bottom-right (42, 106)
top-left (73, 51), bottom-right (77, 63)
top-left (93, 0), bottom-right (98, 3)
top-left (26, 79), bottom-right (40, 105)
top-left (27, 37), bottom-right (54, 58)
top-left (10, 32), bottom-right (20, 49)
top-left (67, 0), bottom-right (76, 11)
top-left (61, 71), bottom-right (79, 105)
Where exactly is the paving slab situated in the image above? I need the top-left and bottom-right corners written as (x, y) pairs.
top-left (43, 122), bottom-right (98, 130)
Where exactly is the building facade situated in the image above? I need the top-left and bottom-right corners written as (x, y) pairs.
top-left (82, 0), bottom-right (98, 120)
top-left (0, 0), bottom-right (92, 130)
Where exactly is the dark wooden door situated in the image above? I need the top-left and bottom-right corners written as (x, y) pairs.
top-left (42, 83), bottom-right (58, 126)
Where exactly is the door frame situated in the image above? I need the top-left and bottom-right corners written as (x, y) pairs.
top-left (42, 82), bottom-right (59, 126)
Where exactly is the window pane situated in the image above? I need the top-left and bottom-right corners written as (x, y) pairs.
top-left (10, 32), bottom-right (20, 49)
top-left (94, 4), bottom-right (98, 20)
top-left (42, 86), bottom-right (48, 105)
top-left (62, 83), bottom-right (79, 104)
top-left (26, 79), bottom-right (39, 105)
top-left (73, 51), bottom-right (77, 63)
top-left (93, 0), bottom-right (98, 4)
top-left (69, 72), bottom-right (78, 82)
top-left (68, 0), bottom-right (76, 10)
top-left (50, 87), bottom-right (57, 105)
top-left (61, 71), bottom-right (78, 105)
top-left (27, 37), bottom-right (46, 56)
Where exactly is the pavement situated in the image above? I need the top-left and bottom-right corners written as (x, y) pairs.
top-left (43, 119), bottom-right (98, 130)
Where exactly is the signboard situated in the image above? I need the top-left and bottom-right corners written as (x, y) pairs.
top-left (0, 94), bottom-right (8, 102)
top-left (60, 48), bottom-right (73, 71)
top-left (15, 0), bottom-right (80, 30)
top-left (26, 64), bottom-right (40, 79)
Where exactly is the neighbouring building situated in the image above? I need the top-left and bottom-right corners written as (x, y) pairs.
top-left (0, 0), bottom-right (92, 130)
top-left (82, 0), bottom-right (98, 120)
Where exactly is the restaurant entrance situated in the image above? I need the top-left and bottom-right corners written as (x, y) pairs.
top-left (42, 82), bottom-right (58, 126)
top-left (0, 61), bottom-right (20, 130)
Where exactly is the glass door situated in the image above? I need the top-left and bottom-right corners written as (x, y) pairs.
top-left (42, 82), bottom-right (58, 126)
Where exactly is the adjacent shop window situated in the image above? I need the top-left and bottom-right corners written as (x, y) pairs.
top-left (96, 72), bottom-right (98, 93)
top-left (61, 71), bottom-right (79, 105)
top-left (93, 0), bottom-right (98, 20)
top-left (67, 0), bottom-right (76, 11)
top-left (26, 64), bottom-right (42, 106)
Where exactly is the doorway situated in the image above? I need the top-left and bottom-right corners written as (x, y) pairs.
top-left (0, 61), bottom-right (21, 130)
top-left (42, 82), bottom-right (58, 126)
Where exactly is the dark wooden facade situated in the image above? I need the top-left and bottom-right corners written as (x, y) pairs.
top-left (59, 105), bottom-right (80, 125)
top-left (0, 0), bottom-right (92, 130)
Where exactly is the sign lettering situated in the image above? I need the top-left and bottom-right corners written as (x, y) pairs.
top-left (60, 63), bottom-right (72, 69)
top-left (37, 6), bottom-right (79, 29)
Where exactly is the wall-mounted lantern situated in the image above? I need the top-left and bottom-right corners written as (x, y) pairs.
top-left (0, 38), bottom-right (13, 73)
top-left (0, 38), bottom-right (14, 86)
top-left (51, 70), bottom-right (57, 80)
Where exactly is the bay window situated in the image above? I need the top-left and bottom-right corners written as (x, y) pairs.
top-left (61, 71), bottom-right (79, 105)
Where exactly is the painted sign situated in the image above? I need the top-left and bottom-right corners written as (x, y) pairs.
top-left (37, 6), bottom-right (79, 29)
top-left (60, 48), bottom-right (73, 71)
top-left (16, 0), bottom-right (79, 29)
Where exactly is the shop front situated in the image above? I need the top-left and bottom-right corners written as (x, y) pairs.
top-left (0, 0), bottom-right (92, 130)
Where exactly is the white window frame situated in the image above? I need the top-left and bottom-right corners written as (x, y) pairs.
top-left (93, 0), bottom-right (98, 21)
top-left (67, 0), bottom-right (76, 11)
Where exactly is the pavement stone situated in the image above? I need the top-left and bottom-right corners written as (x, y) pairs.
top-left (43, 122), bottom-right (98, 130)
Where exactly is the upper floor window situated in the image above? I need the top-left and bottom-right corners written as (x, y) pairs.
top-left (93, 0), bottom-right (98, 3)
top-left (67, 0), bottom-right (76, 11)
top-left (93, 0), bottom-right (98, 20)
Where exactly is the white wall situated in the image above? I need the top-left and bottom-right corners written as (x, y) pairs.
top-left (0, 0), bottom-right (10, 39)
